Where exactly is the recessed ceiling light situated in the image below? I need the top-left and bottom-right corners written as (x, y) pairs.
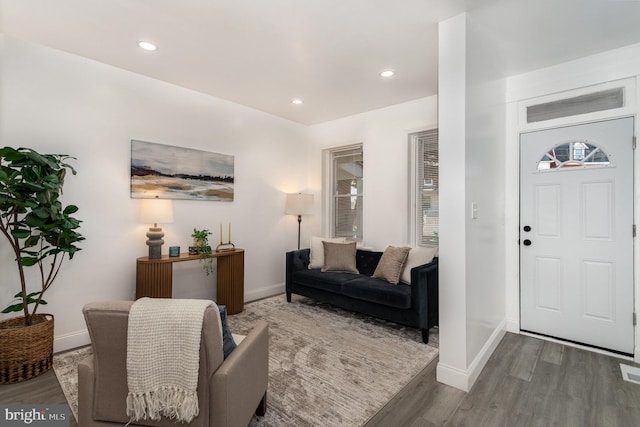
top-left (137, 41), bottom-right (158, 51)
top-left (380, 70), bottom-right (395, 78)
top-left (292, 99), bottom-right (303, 105)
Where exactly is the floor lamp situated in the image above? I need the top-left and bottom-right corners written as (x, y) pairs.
top-left (285, 193), bottom-right (314, 250)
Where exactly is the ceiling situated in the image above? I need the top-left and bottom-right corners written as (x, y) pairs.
top-left (2, 0), bottom-right (640, 125)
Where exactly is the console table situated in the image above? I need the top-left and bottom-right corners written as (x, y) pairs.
top-left (136, 249), bottom-right (244, 314)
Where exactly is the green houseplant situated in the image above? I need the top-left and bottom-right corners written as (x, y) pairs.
top-left (191, 228), bottom-right (213, 275)
top-left (0, 146), bottom-right (84, 383)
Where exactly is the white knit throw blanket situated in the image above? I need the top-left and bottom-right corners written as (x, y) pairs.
top-left (126, 298), bottom-right (215, 423)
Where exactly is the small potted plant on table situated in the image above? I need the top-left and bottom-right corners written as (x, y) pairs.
top-left (190, 228), bottom-right (213, 275)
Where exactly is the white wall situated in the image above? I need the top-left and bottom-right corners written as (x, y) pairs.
top-left (305, 97), bottom-right (438, 251)
top-left (436, 13), bottom-right (507, 391)
top-left (0, 35), bottom-right (310, 351)
top-left (463, 12), bottom-right (507, 377)
top-left (505, 42), bottom-right (640, 362)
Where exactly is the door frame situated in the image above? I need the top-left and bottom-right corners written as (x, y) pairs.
top-left (505, 91), bottom-right (639, 361)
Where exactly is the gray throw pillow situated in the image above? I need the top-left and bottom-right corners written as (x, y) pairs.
top-left (321, 241), bottom-right (358, 273)
top-left (372, 246), bottom-right (411, 284)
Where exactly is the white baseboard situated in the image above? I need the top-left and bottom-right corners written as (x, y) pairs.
top-left (466, 319), bottom-right (506, 388)
top-left (245, 282), bottom-right (285, 302)
top-left (436, 362), bottom-right (470, 391)
top-left (436, 319), bottom-right (507, 392)
top-left (54, 329), bottom-right (90, 353)
top-left (506, 317), bottom-right (519, 333)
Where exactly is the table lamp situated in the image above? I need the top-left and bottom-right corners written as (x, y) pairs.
top-left (139, 196), bottom-right (174, 259)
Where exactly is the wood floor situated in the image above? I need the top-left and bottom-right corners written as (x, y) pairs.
top-left (367, 332), bottom-right (640, 427)
top-left (0, 368), bottom-right (78, 427)
top-left (2, 332), bottom-right (639, 427)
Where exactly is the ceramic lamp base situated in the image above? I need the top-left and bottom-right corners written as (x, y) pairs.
top-left (146, 227), bottom-right (164, 259)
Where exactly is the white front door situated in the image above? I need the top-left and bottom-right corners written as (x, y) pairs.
top-left (520, 117), bottom-right (635, 355)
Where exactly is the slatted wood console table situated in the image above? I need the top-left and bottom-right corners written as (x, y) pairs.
top-left (136, 249), bottom-right (245, 314)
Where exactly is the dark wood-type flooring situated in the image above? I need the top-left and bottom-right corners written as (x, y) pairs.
top-left (367, 332), bottom-right (640, 427)
top-left (2, 332), bottom-right (639, 427)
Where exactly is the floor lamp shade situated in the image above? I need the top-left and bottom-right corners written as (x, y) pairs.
top-left (285, 193), bottom-right (313, 250)
top-left (285, 193), bottom-right (314, 216)
top-left (139, 197), bottom-right (174, 259)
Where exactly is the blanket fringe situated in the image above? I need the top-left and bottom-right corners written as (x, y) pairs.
top-left (126, 387), bottom-right (200, 423)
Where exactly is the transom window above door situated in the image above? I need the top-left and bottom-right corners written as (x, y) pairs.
top-left (536, 140), bottom-right (612, 171)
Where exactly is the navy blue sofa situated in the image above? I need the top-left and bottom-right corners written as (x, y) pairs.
top-left (285, 248), bottom-right (438, 343)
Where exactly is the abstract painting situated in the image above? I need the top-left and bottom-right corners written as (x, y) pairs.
top-left (131, 140), bottom-right (234, 201)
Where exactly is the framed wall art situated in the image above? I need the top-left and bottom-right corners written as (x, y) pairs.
top-left (131, 140), bottom-right (234, 201)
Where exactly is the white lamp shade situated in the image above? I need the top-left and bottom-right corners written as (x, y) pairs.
top-left (139, 197), bottom-right (174, 224)
top-left (285, 193), bottom-right (314, 215)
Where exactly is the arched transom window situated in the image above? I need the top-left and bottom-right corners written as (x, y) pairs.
top-left (536, 141), bottom-right (612, 171)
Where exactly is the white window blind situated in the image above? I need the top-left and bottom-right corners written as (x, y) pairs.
top-left (415, 130), bottom-right (438, 244)
top-left (331, 145), bottom-right (363, 240)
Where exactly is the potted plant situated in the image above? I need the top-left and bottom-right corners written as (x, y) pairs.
top-left (0, 146), bottom-right (84, 384)
top-left (190, 228), bottom-right (213, 275)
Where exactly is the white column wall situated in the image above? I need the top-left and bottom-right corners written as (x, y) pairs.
top-left (0, 36), bottom-right (310, 351)
top-left (436, 13), bottom-right (469, 390)
top-left (463, 14), bottom-right (508, 378)
top-left (437, 13), bottom-right (507, 391)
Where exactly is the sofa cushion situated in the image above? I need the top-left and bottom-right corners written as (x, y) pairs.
top-left (400, 246), bottom-right (438, 284)
top-left (309, 236), bottom-right (347, 269)
top-left (342, 277), bottom-right (412, 309)
top-left (292, 269), bottom-right (359, 294)
top-left (372, 246), bottom-right (411, 284)
top-left (322, 241), bottom-right (358, 273)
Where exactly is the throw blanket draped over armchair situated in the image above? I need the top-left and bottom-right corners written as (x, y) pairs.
top-left (126, 298), bottom-right (216, 423)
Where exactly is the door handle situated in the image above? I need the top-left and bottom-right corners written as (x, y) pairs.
top-left (523, 239), bottom-right (532, 246)
top-left (523, 225), bottom-right (531, 232)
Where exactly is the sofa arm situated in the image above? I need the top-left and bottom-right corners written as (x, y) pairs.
top-left (286, 248), bottom-right (310, 270)
top-left (210, 320), bottom-right (269, 427)
top-left (286, 248), bottom-right (310, 289)
top-left (410, 257), bottom-right (439, 330)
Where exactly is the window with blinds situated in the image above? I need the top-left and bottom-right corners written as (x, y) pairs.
top-left (526, 87), bottom-right (624, 123)
top-left (413, 130), bottom-right (438, 244)
top-left (331, 145), bottom-right (363, 240)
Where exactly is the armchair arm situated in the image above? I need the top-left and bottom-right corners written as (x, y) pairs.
top-left (77, 356), bottom-right (96, 427)
top-left (410, 257), bottom-right (439, 329)
top-left (210, 320), bottom-right (269, 427)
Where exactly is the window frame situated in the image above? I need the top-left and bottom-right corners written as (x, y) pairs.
top-left (409, 128), bottom-right (439, 246)
top-left (323, 143), bottom-right (364, 241)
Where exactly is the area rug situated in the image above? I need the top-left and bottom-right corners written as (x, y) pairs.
top-left (53, 294), bottom-right (438, 426)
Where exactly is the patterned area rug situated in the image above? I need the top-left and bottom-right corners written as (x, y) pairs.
top-left (53, 294), bottom-right (438, 426)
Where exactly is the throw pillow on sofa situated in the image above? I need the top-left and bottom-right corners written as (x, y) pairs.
top-left (372, 246), bottom-right (411, 284)
top-left (218, 305), bottom-right (237, 359)
top-left (309, 236), bottom-right (347, 269)
top-left (400, 246), bottom-right (438, 284)
top-left (321, 241), bottom-right (358, 273)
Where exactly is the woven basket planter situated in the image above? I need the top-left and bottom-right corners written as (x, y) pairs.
top-left (0, 314), bottom-right (54, 384)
